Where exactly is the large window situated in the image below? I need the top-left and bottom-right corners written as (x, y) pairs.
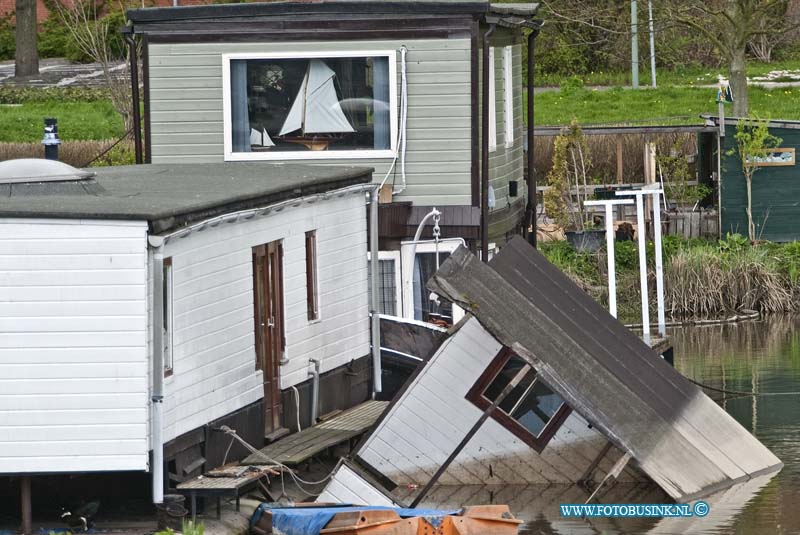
top-left (223, 51), bottom-right (397, 161)
top-left (305, 230), bottom-right (319, 321)
top-left (466, 349), bottom-right (570, 451)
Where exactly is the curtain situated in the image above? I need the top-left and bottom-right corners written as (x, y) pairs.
top-left (373, 57), bottom-right (390, 150)
top-left (231, 60), bottom-right (251, 153)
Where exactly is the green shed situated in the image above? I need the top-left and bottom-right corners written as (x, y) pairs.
top-left (716, 117), bottom-right (800, 242)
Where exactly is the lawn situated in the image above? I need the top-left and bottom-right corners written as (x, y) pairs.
top-left (532, 85), bottom-right (800, 126)
top-left (0, 100), bottom-right (124, 143)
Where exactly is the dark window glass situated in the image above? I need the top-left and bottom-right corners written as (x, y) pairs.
top-left (413, 252), bottom-right (453, 323)
top-left (229, 56), bottom-right (391, 154)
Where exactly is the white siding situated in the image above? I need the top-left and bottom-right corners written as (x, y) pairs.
top-left (317, 463), bottom-right (397, 506)
top-left (148, 39), bottom-right (472, 207)
top-left (159, 191), bottom-right (370, 443)
top-left (358, 317), bottom-right (642, 485)
top-left (0, 219), bottom-right (149, 473)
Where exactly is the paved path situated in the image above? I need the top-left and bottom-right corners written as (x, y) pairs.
top-left (0, 58), bottom-right (126, 88)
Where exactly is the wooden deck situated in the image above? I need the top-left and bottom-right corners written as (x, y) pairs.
top-left (243, 400), bottom-right (388, 466)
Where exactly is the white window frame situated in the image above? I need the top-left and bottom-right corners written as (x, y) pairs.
top-left (368, 250), bottom-right (403, 317)
top-left (163, 258), bottom-right (174, 376)
top-left (400, 240), bottom-right (465, 324)
top-left (503, 46), bottom-right (514, 148)
top-left (488, 47), bottom-right (497, 153)
top-left (222, 50), bottom-right (398, 161)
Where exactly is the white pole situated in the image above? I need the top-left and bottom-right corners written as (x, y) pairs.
top-left (631, 0), bottom-right (639, 89)
top-left (648, 0), bottom-right (656, 88)
top-left (634, 194), bottom-right (650, 344)
top-left (652, 191), bottom-right (666, 336)
top-left (584, 199), bottom-right (634, 319)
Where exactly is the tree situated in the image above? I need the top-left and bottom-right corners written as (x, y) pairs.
top-left (543, 119), bottom-right (593, 232)
top-left (665, 1), bottom-right (796, 117)
top-left (14, 0), bottom-right (38, 77)
top-left (732, 117), bottom-right (782, 241)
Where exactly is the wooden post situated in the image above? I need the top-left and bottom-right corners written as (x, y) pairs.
top-left (21, 476), bottom-right (32, 535)
top-left (616, 139), bottom-right (624, 184)
top-left (644, 142), bottom-right (656, 236)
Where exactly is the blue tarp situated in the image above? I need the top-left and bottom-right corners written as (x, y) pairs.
top-left (251, 504), bottom-right (461, 535)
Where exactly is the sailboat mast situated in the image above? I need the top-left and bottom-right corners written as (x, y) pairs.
top-left (301, 62), bottom-right (310, 137)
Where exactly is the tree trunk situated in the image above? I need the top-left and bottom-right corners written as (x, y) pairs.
top-left (746, 174), bottom-right (755, 242)
top-left (14, 0), bottom-right (38, 77)
top-left (730, 44), bottom-right (748, 118)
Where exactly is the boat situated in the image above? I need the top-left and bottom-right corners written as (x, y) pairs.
top-left (251, 127), bottom-right (275, 148)
top-left (278, 59), bottom-right (355, 151)
top-left (250, 503), bottom-right (523, 535)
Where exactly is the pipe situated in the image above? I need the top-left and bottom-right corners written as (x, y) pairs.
top-left (123, 31), bottom-right (143, 165)
top-left (526, 27), bottom-right (540, 247)
top-left (647, 0), bottom-right (656, 88)
top-left (148, 235), bottom-right (165, 504)
top-left (368, 186), bottom-right (382, 394)
top-left (42, 118), bottom-right (60, 161)
top-left (403, 208), bottom-right (441, 319)
top-left (631, 0), bottom-right (639, 89)
top-left (308, 358), bottom-right (320, 424)
top-left (481, 23), bottom-right (496, 262)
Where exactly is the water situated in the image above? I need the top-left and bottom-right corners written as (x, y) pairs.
top-left (414, 318), bottom-right (800, 534)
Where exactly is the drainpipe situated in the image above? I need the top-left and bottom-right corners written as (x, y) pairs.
top-left (123, 29), bottom-right (143, 165)
top-left (368, 186), bottom-right (382, 395)
top-left (481, 21), bottom-right (496, 262)
top-left (148, 235), bottom-right (165, 504)
top-left (308, 358), bottom-right (320, 423)
top-left (526, 25), bottom-right (540, 247)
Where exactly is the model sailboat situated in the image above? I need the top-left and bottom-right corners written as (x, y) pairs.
top-left (250, 127), bottom-right (274, 148)
top-left (279, 59), bottom-right (354, 150)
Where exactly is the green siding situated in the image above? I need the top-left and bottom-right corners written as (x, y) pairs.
top-left (148, 39), bottom-right (473, 207)
top-left (720, 124), bottom-right (800, 242)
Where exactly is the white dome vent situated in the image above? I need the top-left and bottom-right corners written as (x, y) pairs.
top-left (0, 159), bottom-right (95, 184)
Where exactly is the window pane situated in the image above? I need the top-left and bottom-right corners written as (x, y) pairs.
top-left (483, 354), bottom-right (534, 410)
top-left (510, 380), bottom-right (565, 437)
top-left (413, 252), bottom-right (453, 322)
top-left (229, 56), bottom-right (391, 153)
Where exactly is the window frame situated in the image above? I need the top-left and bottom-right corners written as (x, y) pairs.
top-left (399, 239), bottom-right (465, 324)
top-left (502, 46), bottom-right (514, 149)
top-left (222, 50), bottom-right (399, 161)
top-left (367, 250), bottom-right (403, 317)
top-left (466, 347), bottom-right (571, 452)
top-left (305, 230), bottom-right (320, 322)
top-left (162, 257), bottom-right (174, 377)
top-left (488, 47), bottom-right (497, 153)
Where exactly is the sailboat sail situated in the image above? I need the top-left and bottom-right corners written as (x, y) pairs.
top-left (279, 59), bottom-right (355, 136)
top-left (250, 127), bottom-right (275, 147)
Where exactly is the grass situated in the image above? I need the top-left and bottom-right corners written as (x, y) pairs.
top-left (535, 59), bottom-right (800, 88)
top-left (532, 85), bottom-right (800, 127)
top-left (0, 101), bottom-right (124, 143)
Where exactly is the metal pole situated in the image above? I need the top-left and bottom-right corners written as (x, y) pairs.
top-left (652, 191), bottom-right (666, 336)
top-left (631, 0), bottom-right (639, 89)
top-left (481, 22), bottom-right (496, 262)
top-left (124, 32), bottom-right (143, 164)
top-left (369, 187), bottom-right (382, 394)
top-left (20, 476), bottom-right (31, 535)
top-left (635, 194), bottom-right (650, 343)
top-left (648, 0), bottom-right (656, 88)
top-left (149, 237), bottom-right (165, 504)
top-left (526, 27), bottom-right (540, 248)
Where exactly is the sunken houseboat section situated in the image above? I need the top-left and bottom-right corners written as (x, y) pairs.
top-left (0, 159), bottom-right (376, 499)
top-left (319, 237), bottom-right (782, 504)
top-left (125, 0), bottom-right (541, 328)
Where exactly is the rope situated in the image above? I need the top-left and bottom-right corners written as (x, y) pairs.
top-left (687, 377), bottom-right (800, 398)
top-left (218, 425), bottom-right (337, 497)
top-left (80, 127), bottom-right (134, 168)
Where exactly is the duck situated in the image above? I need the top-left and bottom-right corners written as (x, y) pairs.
top-left (61, 500), bottom-right (100, 532)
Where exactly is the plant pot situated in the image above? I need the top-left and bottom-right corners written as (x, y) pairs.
top-left (566, 230), bottom-right (605, 253)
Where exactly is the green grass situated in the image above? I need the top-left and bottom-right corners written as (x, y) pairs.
top-left (0, 101), bottom-right (124, 143)
top-left (532, 85), bottom-right (800, 126)
top-left (535, 59), bottom-right (800, 88)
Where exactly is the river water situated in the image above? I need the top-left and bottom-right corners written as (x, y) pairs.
top-left (413, 318), bottom-right (800, 534)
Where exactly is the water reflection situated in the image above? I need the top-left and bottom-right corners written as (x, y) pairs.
top-left (404, 318), bottom-right (800, 534)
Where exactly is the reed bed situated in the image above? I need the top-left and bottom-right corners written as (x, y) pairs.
top-left (0, 139), bottom-right (135, 167)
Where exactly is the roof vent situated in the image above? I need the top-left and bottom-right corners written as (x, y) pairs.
top-left (0, 158), bottom-right (95, 184)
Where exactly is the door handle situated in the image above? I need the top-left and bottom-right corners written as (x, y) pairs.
top-left (268, 318), bottom-right (275, 328)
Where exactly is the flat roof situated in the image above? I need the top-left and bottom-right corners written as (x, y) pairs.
top-left (0, 162), bottom-right (372, 234)
top-left (127, 0), bottom-right (494, 23)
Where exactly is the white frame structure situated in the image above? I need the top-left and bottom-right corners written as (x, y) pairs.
top-left (368, 250), bottom-right (403, 316)
top-left (400, 239), bottom-right (465, 323)
top-left (502, 46), bottom-right (514, 148)
top-left (488, 47), bottom-right (497, 153)
top-left (222, 50), bottom-right (399, 161)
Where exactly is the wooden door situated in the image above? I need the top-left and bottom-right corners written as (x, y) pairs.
top-left (253, 241), bottom-right (284, 436)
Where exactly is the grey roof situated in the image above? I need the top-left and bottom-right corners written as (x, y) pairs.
top-left (127, 0), bottom-right (492, 24)
top-left (428, 237), bottom-right (782, 501)
top-left (0, 162), bottom-right (372, 234)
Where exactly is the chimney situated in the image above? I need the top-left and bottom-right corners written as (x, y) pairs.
top-left (42, 118), bottom-right (61, 161)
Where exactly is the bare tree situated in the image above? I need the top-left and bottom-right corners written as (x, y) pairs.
top-left (664, 0), bottom-right (797, 117)
top-left (14, 0), bottom-right (39, 77)
top-left (51, 0), bottom-right (139, 131)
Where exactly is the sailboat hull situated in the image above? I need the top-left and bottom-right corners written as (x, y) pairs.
top-left (282, 136), bottom-right (336, 151)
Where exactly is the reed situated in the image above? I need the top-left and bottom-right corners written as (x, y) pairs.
top-left (0, 140), bottom-right (135, 167)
